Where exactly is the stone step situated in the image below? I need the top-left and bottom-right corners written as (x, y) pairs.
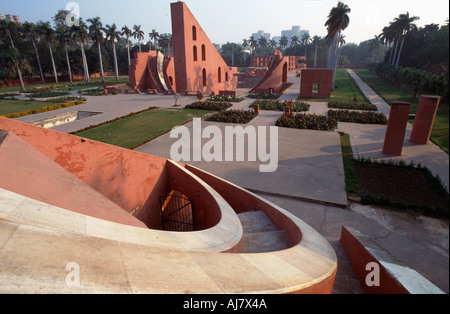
top-left (242, 230), bottom-right (291, 253)
top-left (237, 211), bottom-right (278, 234)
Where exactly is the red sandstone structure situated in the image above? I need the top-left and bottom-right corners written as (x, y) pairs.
top-left (0, 116), bottom-right (338, 293)
top-left (382, 101), bottom-right (411, 156)
top-left (299, 69), bottom-right (333, 98)
top-left (249, 50), bottom-right (293, 94)
top-left (410, 95), bottom-right (441, 145)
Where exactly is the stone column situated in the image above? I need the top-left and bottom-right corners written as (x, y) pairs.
top-left (410, 95), bottom-right (441, 145)
top-left (253, 104), bottom-right (260, 114)
top-left (382, 101), bottom-right (410, 156)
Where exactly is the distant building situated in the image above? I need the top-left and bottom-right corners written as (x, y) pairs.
top-left (278, 26), bottom-right (309, 46)
top-left (251, 30), bottom-right (271, 41)
top-left (1, 13), bottom-right (21, 23)
top-left (0, 12), bottom-right (4, 20)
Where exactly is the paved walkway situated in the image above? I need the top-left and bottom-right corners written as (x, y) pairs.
top-left (342, 69), bottom-right (449, 191)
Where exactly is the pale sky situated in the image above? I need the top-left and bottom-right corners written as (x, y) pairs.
top-left (1, 0), bottom-right (448, 45)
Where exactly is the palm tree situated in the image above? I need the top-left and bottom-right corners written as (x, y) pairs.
top-left (56, 26), bottom-right (73, 85)
top-left (133, 25), bottom-right (144, 52)
top-left (0, 20), bottom-right (26, 91)
top-left (149, 29), bottom-right (159, 52)
top-left (105, 23), bottom-right (121, 81)
top-left (302, 32), bottom-right (311, 57)
top-left (290, 35), bottom-right (300, 55)
top-left (268, 39), bottom-right (277, 50)
top-left (312, 35), bottom-right (322, 68)
top-left (249, 36), bottom-right (258, 56)
top-left (37, 21), bottom-right (59, 85)
top-left (379, 25), bottom-right (395, 62)
top-left (70, 19), bottom-right (90, 84)
top-left (392, 12), bottom-right (419, 68)
top-left (88, 17), bottom-right (106, 84)
top-left (325, 1), bottom-right (351, 86)
top-left (22, 22), bottom-right (45, 84)
top-left (258, 37), bottom-right (268, 56)
top-left (369, 35), bottom-right (381, 62)
top-left (279, 35), bottom-right (289, 53)
top-left (242, 38), bottom-right (249, 48)
top-left (336, 35), bottom-right (346, 68)
top-left (121, 25), bottom-right (133, 67)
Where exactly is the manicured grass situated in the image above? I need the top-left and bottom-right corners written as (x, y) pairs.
top-left (339, 133), bottom-right (360, 197)
top-left (0, 99), bottom-right (58, 116)
top-left (354, 69), bottom-right (449, 153)
top-left (298, 69), bottom-right (369, 103)
top-left (74, 108), bottom-right (213, 149)
top-left (0, 76), bottom-right (129, 93)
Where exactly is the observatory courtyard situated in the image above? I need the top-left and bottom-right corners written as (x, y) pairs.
top-left (0, 2), bottom-right (448, 295)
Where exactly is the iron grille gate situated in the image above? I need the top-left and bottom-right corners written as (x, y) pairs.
top-left (159, 191), bottom-right (194, 232)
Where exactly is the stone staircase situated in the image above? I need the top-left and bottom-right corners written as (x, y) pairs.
top-left (237, 211), bottom-right (291, 253)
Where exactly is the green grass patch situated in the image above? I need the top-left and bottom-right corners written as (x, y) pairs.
top-left (339, 133), bottom-right (360, 197)
top-left (74, 108), bottom-right (212, 150)
top-left (0, 99), bottom-right (62, 116)
top-left (354, 69), bottom-right (448, 153)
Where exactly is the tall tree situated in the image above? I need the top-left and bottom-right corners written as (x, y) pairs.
top-left (149, 29), bottom-right (159, 52)
top-left (279, 35), bottom-right (289, 53)
top-left (70, 19), bottom-right (90, 84)
top-left (55, 26), bottom-right (73, 84)
top-left (37, 21), bottom-right (59, 85)
top-left (392, 12), bottom-right (420, 68)
top-left (249, 36), bottom-right (258, 56)
top-left (88, 17), bottom-right (106, 83)
top-left (22, 22), bottom-right (45, 84)
top-left (133, 25), bottom-right (144, 52)
top-left (258, 37), bottom-right (268, 56)
top-left (290, 35), bottom-right (300, 55)
top-left (312, 35), bottom-right (322, 68)
top-left (121, 25), bottom-right (133, 67)
top-left (302, 32), bottom-right (311, 57)
top-left (0, 20), bottom-right (26, 91)
top-left (105, 23), bottom-right (121, 81)
top-left (325, 1), bottom-right (351, 86)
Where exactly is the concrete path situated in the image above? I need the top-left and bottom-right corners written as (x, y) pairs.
top-left (342, 69), bottom-right (449, 191)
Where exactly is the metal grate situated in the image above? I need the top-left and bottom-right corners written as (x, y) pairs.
top-left (160, 191), bottom-right (194, 232)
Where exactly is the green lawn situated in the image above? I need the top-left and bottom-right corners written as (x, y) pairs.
top-left (354, 69), bottom-right (449, 154)
top-left (0, 99), bottom-right (57, 116)
top-left (298, 69), bottom-right (369, 103)
top-left (0, 76), bottom-right (129, 93)
top-left (74, 108), bottom-right (213, 149)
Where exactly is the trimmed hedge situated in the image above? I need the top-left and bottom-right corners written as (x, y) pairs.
top-left (251, 100), bottom-right (310, 112)
top-left (327, 109), bottom-right (388, 125)
top-left (185, 101), bottom-right (232, 111)
top-left (2, 100), bottom-right (85, 119)
top-left (207, 95), bottom-right (243, 102)
top-left (205, 109), bottom-right (258, 124)
top-left (247, 93), bottom-right (280, 99)
top-left (328, 101), bottom-right (378, 111)
top-left (276, 113), bottom-right (337, 131)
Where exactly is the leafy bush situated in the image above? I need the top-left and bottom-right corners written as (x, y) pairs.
top-left (205, 109), bottom-right (258, 124)
top-left (251, 100), bottom-right (310, 112)
top-left (327, 110), bottom-right (388, 125)
top-left (185, 101), bottom-right (232, 111)
top-left (276, 113), bottom-right (337, 131)
top-left (207, 95), bottom-right (243, 102)
top-left (82, 88), bottom-right (105, 96)
top-left (28, 91), bottom-right (71, 98)
top-left (247, 93), bottom-right (280, 99)
top-left (328, 101), bottom-right (378, 111)
top-left (3, 100), bottom-right (85, 119)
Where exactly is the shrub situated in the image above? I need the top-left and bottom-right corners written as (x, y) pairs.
top-left (3, 100), bottom-right (85, 119)
top-left (207, 95), bottom-right (243, 102)
top-left (328, 101), bottom-right (378, 111)
top-left (185, 101), bottom-right (232, 111)
top-left (251, 100), bottom-right (310, 112)
top-left (82, 88), bottom-right (105, 96)
top-left (247, 93), bottom-right (280, 99)
top-left (29, 91), bottom-right (71, 98)
top-left (205, 109), bottom-right (258, 124)
top-left (327, 110), bottom-right (388, 125)
top-left (276, 113), bottom-right (337, 131)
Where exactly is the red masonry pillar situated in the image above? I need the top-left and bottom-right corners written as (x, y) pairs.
top-left (382, 101), bottom-right (410, 156)
top-left (285, 106), bottom-right (291, 115)
top-left (410, 95), bottom-right (441, 145)
top-left (254, 104), bottom-right (260, 114)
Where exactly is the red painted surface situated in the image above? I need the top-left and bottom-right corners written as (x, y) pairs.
top-left (383, 101), bottom-right (411, 156)
top-left (410, 95), bottom-right (441, 145)
top-left (249, 50), bottom-right (291, 94)
top-left (340, 226), bottom-right (410, 294)
top-left (171, 2), bottom-right (238, 95)
top-left (299, 69), bottom-right (333, 98)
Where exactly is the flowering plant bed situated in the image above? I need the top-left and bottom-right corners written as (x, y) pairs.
top-left (250, 100), bottom-right (310, 112)
top-left (207, 95), bottom-right (243, 102)
top-left (276, 113), bottom-right (337, 131)
top-left (327, 110), bottom-right (388, 125)
top-left (3, 100), bottom-right (85, 119)
top-left (205, 109), bottom-right (258, 124)
top-left (247, 93), bottom-right (280, 100)
top-left (185, 101), bottom-right (233, 111)
top-left (328, 101), bottom-right (378, 111)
